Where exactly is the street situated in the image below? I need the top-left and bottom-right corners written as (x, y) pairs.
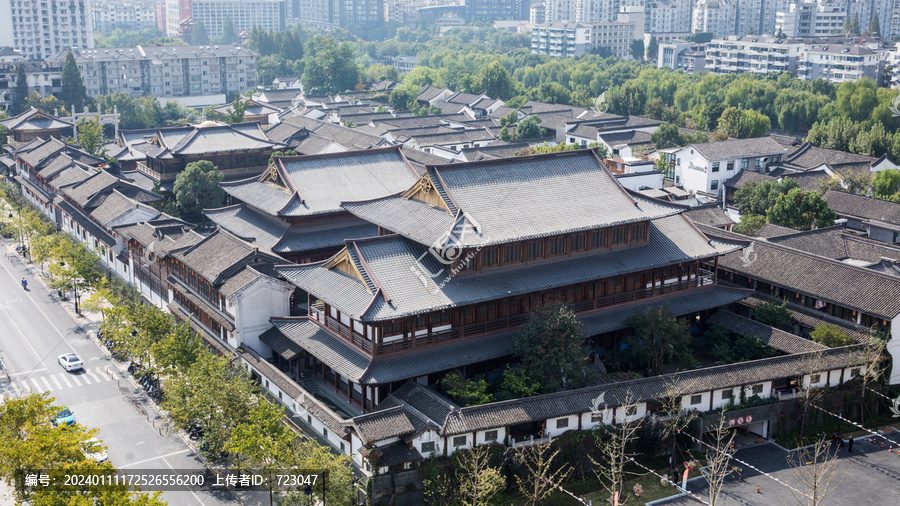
top-left (0, 240), bottom-right (265, 506)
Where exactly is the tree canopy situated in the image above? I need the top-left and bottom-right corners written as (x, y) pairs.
top-left (302, 35), bottom-right (362, 94)
top-left (514, 302), bottom-right (591, 393)
top-left (60, 50), bottom-right (89, 113)
top-left (173, 160), bottom-right (224, 219)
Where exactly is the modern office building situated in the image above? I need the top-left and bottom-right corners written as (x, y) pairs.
top-left (0, 0), bottom-right (95, 60)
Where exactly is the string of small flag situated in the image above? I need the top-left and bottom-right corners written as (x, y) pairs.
top-left (549, 481), bottom-right (590, 505)
top-left (865, 385), bottom-right (895, 403)
top-left (626, 457), bottom-right (711, 505)
top-left (680, 431), bottom-right (811, 499)
top-left (809, 402), bottom-right (895, 446)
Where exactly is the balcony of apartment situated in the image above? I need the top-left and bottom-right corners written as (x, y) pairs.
top-left (309, 269), bottom-right (715, 358)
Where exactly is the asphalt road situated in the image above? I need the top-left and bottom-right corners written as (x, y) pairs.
top-left (0, 240), bottom-right (266, 506)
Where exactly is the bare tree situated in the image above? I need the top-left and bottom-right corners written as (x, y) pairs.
top-left (785, 434), bottom-right (845, 506)
top-left (455, 444), bottom-right (505, 506)
top-left (515, 440), bottom-right (573, 506)
top-left (592, 392), bottom-right (642, 505)
top-left (796, 351), bottom-right (828, 442)
top-left (856, 335), bottom-right (888, 427)
top-left (703, 413), bottom-right (737, 506)
top-left (658, 379), bottom-right (700, 476)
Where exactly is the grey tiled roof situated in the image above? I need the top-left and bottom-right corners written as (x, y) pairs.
top-left (0, 107), bottom-right (72, 131)
top-left (737, 295), bottom-right (874, 344)
top-left (352, 406), bottom-right (419, 443)
top-left (683, 206), bottom-right (734, 228)
top-left (204, 204), bottom-right (289, 250)
top-left (781, 171), bottom-right (830, 192)
top-left (690, 137), bottom-right (788, 161)
top-left (389, 382), bottom-right (459, 428)
top-left (278, 215), bottom-right (742, 322)
top-left (114, 218), bottom-right (198, 257)
top-left (57, 200), bottom-right (116, 246)
top-left (89, 190), bottom-right (160, 227)
top-left (218, 266), bottom-right (265, 297)
top-left (342, 149), bottom-right (687, 249)
top-left (220, 179), bottom-right (294, 216)
top-left (439, 345), bottom-right (866, 436)
top-left (767, 227), bottom-right (900, 264)
top-left (259, 329), bottom-right (301, 361)
top-left (168, 276), bottom-right (236, 331)
top-left (706, 310), bottom-right (826, 354)
top-left (374, 443), bottom-right (424, 467)
top-left (701, 225), bottom-right (900, 319)
top-left (754, 223), bottom-right (801, 239)
top-left (823, 190), bottom-right (900, 225)
top-left (783, 142), bottom-right (875, 170)
top-left (171, 229), bottom-right (281, 286)
top-left (724, 170), bottom-right (776, 190)
top-left (259, 318), bottom-right (371, 383)
top-left (274, 218), bottom-right (378, 255)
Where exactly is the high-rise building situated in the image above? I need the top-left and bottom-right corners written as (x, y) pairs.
top-left (168, 0), bottom-right (285, 39)
top-left (0, 0), bottom-right (95, 60)
top-left (467, 0), bottom-right (530, 20)
top-left (775, 1), bottom-right (848, 37)
top-left (92, 0), bottom-right (157, 33)
top-left (291, 0), bottom-right (382, 29)
top-left (692, 0), bottom-right (737, 37)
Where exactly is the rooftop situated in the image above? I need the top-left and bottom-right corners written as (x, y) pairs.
top-left (823, 190), bottom-right (900, 226)
top-left (687, 137), bottom-right (788, 161)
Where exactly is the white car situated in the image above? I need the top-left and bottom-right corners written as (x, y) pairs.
top-left (82, 437), bottom-right (108, 463)
top-left (57, 353), bottom-right (83, 372)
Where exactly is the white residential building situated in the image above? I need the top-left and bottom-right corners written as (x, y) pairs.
top-left (92, 0), bottom-right (157, 33)
top-left (775, 1), bottom-right (848, 37)
top-left (705, 35), bottom-right (803, 76)
top-left (185, 0), bottom-right (285, 39)
top-left (0, 0), bottom-right (95, 61)
top-left (798, 43), bottom-right (881, 83)
top-left (671, 137), bottom-right (789, 196)
top-left (532, 21), bottom-right (636, 58)
top-left (692, 0), bottom-right (737, 38)
top-left (643, 0), bottom-right (693, 33)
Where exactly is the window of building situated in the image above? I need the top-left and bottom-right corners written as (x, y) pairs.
top-left (711, 162), bottom-right (719, 172)
top-left (849, 368), bottom-right (861, 378)
top-left (690, 394), bottom-right (703, 405)
top-left (548, 237), bottom-right (566, 256)
top-left (556, 418), bottom-right (569, 429)
top-left (503, 244), bottom-right (521, 263)
top-left (727, 161), bottom-right (734, 171)
top-left (453, 436), bottom-right (467, 447)
top-left (421, 441), bottom-right (436, 453)
top-left (569, 233), bottom-right (586, 252)
top-left (590, 229), bottom-right (606, 248)
top-left (323, 427), bottom-right (328, 437)
top-left (610, 227), bottom-right (626, 245)
top-left (591, 412), bottom-right (602, 423)
top-left (721, 389), bottom-right (732, 399)
top-left (484, 430), bottom-right (498, 442)
top-left (631, 223), bottom-right (646, 242)
top-left (526, 240), bottom-right (543, 260)
top-left (480, 248), bottom-right (498, 268)
top-left (751, 384), bottom-right (764, 395)
top-left (741, 159), bottom-right (749, 169)
top-left (710, 180), bottom-right (719, 191)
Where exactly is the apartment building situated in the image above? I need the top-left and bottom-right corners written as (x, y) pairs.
top-left (657, 41), bottom-right (707, 72)
top-left (706, 35), bottom-right (803, 76)
top-left (691, 0), bottom-right (736, 38)
top-left (92, 0), bottom-right (157, 33)
top-left (775, 1), bottom-right (848, 37)
top-left (64, 44), bottom-right (257, 101)
top-left (531, 20), bottom-right (635, 58)
top-left (175, 0), bottom-right (285, 39)
top-left (0, 0), bottom-right (94, 61)
top-left (798, 42), bottom-right (881, 83)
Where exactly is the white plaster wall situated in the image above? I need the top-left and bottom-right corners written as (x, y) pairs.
top-left (476, 427), bottom-right (506, 445)
top-left (615, 171), bottom-right (664, 191)
top-left (445, 434), bottom-right (470, 456)
top-left (804, 372), bottom-right (828, 389)
top-left (546, 415), bottom-right (578, 437)
top-left (744, 381), bottom-right (773, 399)
top-left (412, 430), bottom-right (442, 458)
top-left (681, 391), bottom-right (711, 411)
top-left (890, 316), bottom-right (900, 385)
top-left (233, 277), bottom-right (292, 354)
top-left (711, 388), bottom-right (739, 410)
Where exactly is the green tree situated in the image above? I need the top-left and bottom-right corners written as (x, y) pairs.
top-left (768, 188), bottom-right (837, 230)
top-left (60, 50), bottom-right (89, 113)
top-left (514, 302), bottom-right (589, 393)
top-left (74, 117), bottom-right (105, 156)
top-left (455, 446), bottom-right (504, 506)
top-left (734, 179), bottom-right (801, 216)
top-left (842, 14), bottom-right (853, 35)
top-left (625, 303), bottom-right (694, 376)
top-left (873, 169), bottom-right (900, 200)
top-left (389, 85), bottom-right (419, 111)
top-left (817, 170), bottom-right (872, 196)
top-left (849, 13), bottom-right (860, 35)
top-left (192, 22), bottom-right (210, 45)
top-left (47, 235), bottom-right (102, 310)
top-left (647, 36), bottom-right (659, 61)
top-left (751, 299), bottom-right (792, 329)
top-left (650, 122), bottom-right (685, 149)
top-left (0, 392), bottom-right (98, 499)
top-left (514, 115), bottom-right (544, 140)
top-left (606, 83), bottom-right (647, 116)
top-left (810, 323), bottom-right (853, 347)
top-left (536, 82), bottom-right (571, 105)
top-left (717, 107), bottom-right (770, 138)
top-left (173, 160), bottom-right (224, 219)
top-left (495, 365), bottom-right (541, 401)
top-left (733, 213), bottom-right (767, 236)
top-left (220, 16), bottom-right (239, 45)
top-left (302, 36), bottom-right (361, 94)
top-left (440, 370), bottom-right (492, 406)
top-left (25, 92), bottom-right (70, 116)
top-left (869, 12), bottom-right (881, 35)
top-left (630, 39), bottom-right (645, 61)
top-left (472, 60), bottom-right (515, 100)
top-left (12, 63), bottom-right (28, 115)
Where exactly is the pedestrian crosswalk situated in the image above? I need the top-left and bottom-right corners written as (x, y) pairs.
top-left (0, 366), bottom-right (115, 400)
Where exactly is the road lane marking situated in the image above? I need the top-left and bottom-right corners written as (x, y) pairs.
top-left (49, 375), bottom-right (62, 389)
top-left (10, 369), bottom-right (47, 376)
top-left (30, 378), bottom-right (44, 392)
top-left (95, 367), bottom-right (108, 379)
top-left (11, 382), bottom-right (22, 396)
top-left (84, 369), bottom-right (101, 383)
top-left (70, 375), bottom-right (81, 387)
top-left (119, 449), bottom-right (191, 469)
top-left (59, 374), bottom-right (72, 388)
top-left (80, 374), bottom-right (91, 385)
top-left (40, 377), bottom-right (53, 391)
